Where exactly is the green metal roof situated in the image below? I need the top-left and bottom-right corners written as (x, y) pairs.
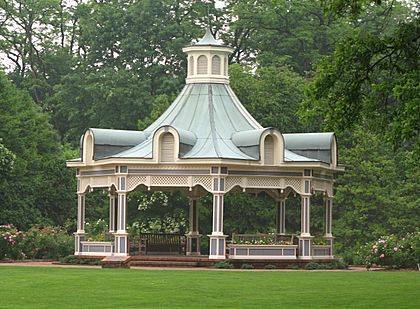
top-left (284, 133), bottom-right (335, 163)
top-left (194, 28), bottom-right (223, 46)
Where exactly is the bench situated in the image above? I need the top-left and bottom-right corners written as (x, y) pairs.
top-left (129, 233), bottom-right (186, 255)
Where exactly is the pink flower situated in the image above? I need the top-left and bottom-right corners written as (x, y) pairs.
top-left (380, 253), bottom-right (385, 258)
top-left (393, 247), bottom-right (398, 251)
top-left (374, 248), bottom-right (378, 253)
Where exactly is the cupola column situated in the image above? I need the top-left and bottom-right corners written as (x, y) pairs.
top-left (298, 179), bottom-right (313, 259)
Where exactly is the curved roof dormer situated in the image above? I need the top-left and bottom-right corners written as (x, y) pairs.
top-left (232, 128), bottom-right (285, 164)
top-left (80, 128), bottom-right (147, 162)
top-left (283, 132), bottom-right (337, 165)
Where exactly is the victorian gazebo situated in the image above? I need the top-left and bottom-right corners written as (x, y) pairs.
top-left (67, 29), bottom-right (343, 262)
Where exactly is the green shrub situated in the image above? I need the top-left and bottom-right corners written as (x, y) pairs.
top-left (304, 262), bottom-right (320, 270)
top-left (264, 264), bottom-right (277, 269)
top-left (213, 261), bottom-right (234, 269)
top-left (59, 255), bottom-right (77, 264)
top-left (241, 263), bottom-right (254, 269)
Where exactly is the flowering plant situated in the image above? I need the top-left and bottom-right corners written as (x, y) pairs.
top-left (0, 224), bottom-right (24, 259)
top-left (357, 232), bottom-right (420, 269)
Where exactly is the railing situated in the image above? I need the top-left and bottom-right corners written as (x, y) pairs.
top-left (80, 241), bottom-right (114, 256)
top-left (312, 245), bottom-right (333, 258)
top-left (228, 244), bottom-right (298, 259)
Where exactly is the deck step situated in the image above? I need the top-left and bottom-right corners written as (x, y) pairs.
top-left (129, 260), bottom-right (205, 267)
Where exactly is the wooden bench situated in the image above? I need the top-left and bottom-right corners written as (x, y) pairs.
top-left (129, 233), bottom-right (186, 256)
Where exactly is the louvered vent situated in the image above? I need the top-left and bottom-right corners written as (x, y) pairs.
top-left (264, 135), bottom-right (274, 165)
top-left (160, 133), bottom-right (175, 162)
top-left (197, 55), bottom-right (208, 74)
top-left (212, 55), bottom-right (221, 74)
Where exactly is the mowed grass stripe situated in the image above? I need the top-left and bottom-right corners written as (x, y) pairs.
top-left (0, 266), bottom-right (418, 309)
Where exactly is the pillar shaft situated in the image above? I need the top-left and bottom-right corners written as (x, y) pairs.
top-left (75, 193), bottom-right (86, 255)
top-left (186, 197), bottom-right (201, 255)
top-left (114, 188), bottom-right (128, 256)
top-left (325, 197), bottom-right (333, 236)
top-left (76, 193), bottom-right (85, 233)
top-left (109, 193), bottom-right (116, 233)
top-left (209, 193), bottom-right (226, 259)
top-left (298, 194), bottom-right (313, 259)
top-left (300, 195), bottom-right (311, 236)
top-left (276, 199), bottom-right (286, 235)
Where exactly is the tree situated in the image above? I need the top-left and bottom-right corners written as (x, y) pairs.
top-left (333, 128), bottom-right (420, 262)
top-left (0, 71), bottom-right (75, 228)
top-left (0, 141), bottom-right (14, 177)
top-left (301, 1), bottom-right (420, 158)
top-left (229, 63), bottom-right (310, 132)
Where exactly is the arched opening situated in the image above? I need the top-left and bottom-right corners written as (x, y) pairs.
top-left (264, 135), bottom-right (274, 165)
top-left (212, 55), bottom-right (221, 75)
top-left (197, 55), bottom-right (208, 74)
top-left (189, 56), bottom-right (194, 76)
top-left (160, 133), bottom-right (175, 162)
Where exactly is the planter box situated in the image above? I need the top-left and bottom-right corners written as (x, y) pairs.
top-left (80, 241), bottom-right (113, 256)
top-left (312, 245), bottom-right (333, 258)
top-left (228, 244), bottom-right (298, 259)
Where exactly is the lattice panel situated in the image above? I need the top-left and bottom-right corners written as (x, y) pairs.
top-left (127, 176), bottom-right (147, 191)
top-left (225, 177), bottom-right (243, 192)
top-left (192, 176), bottom-right (212, 191)
top-left (247, 177), bottom-right (280, 188)
top-left (284, 178), bottom-right (303, 193)
top-left (151, 176), bottom-right (189, 187)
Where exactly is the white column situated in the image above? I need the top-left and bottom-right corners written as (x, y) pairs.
top-left (276, 198), bottom-right (286, 235)
top-left (325, 197), bottom-right (333, 237)
top-left (186, 197), bottom-right (201, 255)
top-left (324, 197), bottom-right (334, 258)
top-left (109, 193), bottom-right (116, 233)
top-left (298, 194), bottom-right (313, 259)
top-left (114, 175), bottom-right (128, 256)
top-left (74, 193), bottom-right (86, 255)
top-left (208, 193), bottom-right (227, 259)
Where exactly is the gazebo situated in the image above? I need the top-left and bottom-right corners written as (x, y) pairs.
top-left (67, 29), bottom-right (343, 262)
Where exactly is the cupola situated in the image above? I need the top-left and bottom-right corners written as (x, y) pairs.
top-left (182, 29), bottom-right (233, 84)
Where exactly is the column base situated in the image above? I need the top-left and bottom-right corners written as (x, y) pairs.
top-left (323, 235), bottom-right (335, 258)
top-left (114, 232), bottom-right (128, 256)
top-left (186, 232), bottom-right (201, 256)
top-left (74, 232), bottom-right (85, 255)
top-left (208, 234), bottom-right (227, 259)
top-left (298, 235), bottom-right (314, 259)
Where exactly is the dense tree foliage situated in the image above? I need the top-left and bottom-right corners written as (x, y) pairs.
top-left (0, 72), bottom-right (75, 229)
top-left (0, 0), bottom-right (418, 260)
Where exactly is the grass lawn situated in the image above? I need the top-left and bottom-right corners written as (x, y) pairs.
top-left (0, 267), bottom-right (419, 309)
